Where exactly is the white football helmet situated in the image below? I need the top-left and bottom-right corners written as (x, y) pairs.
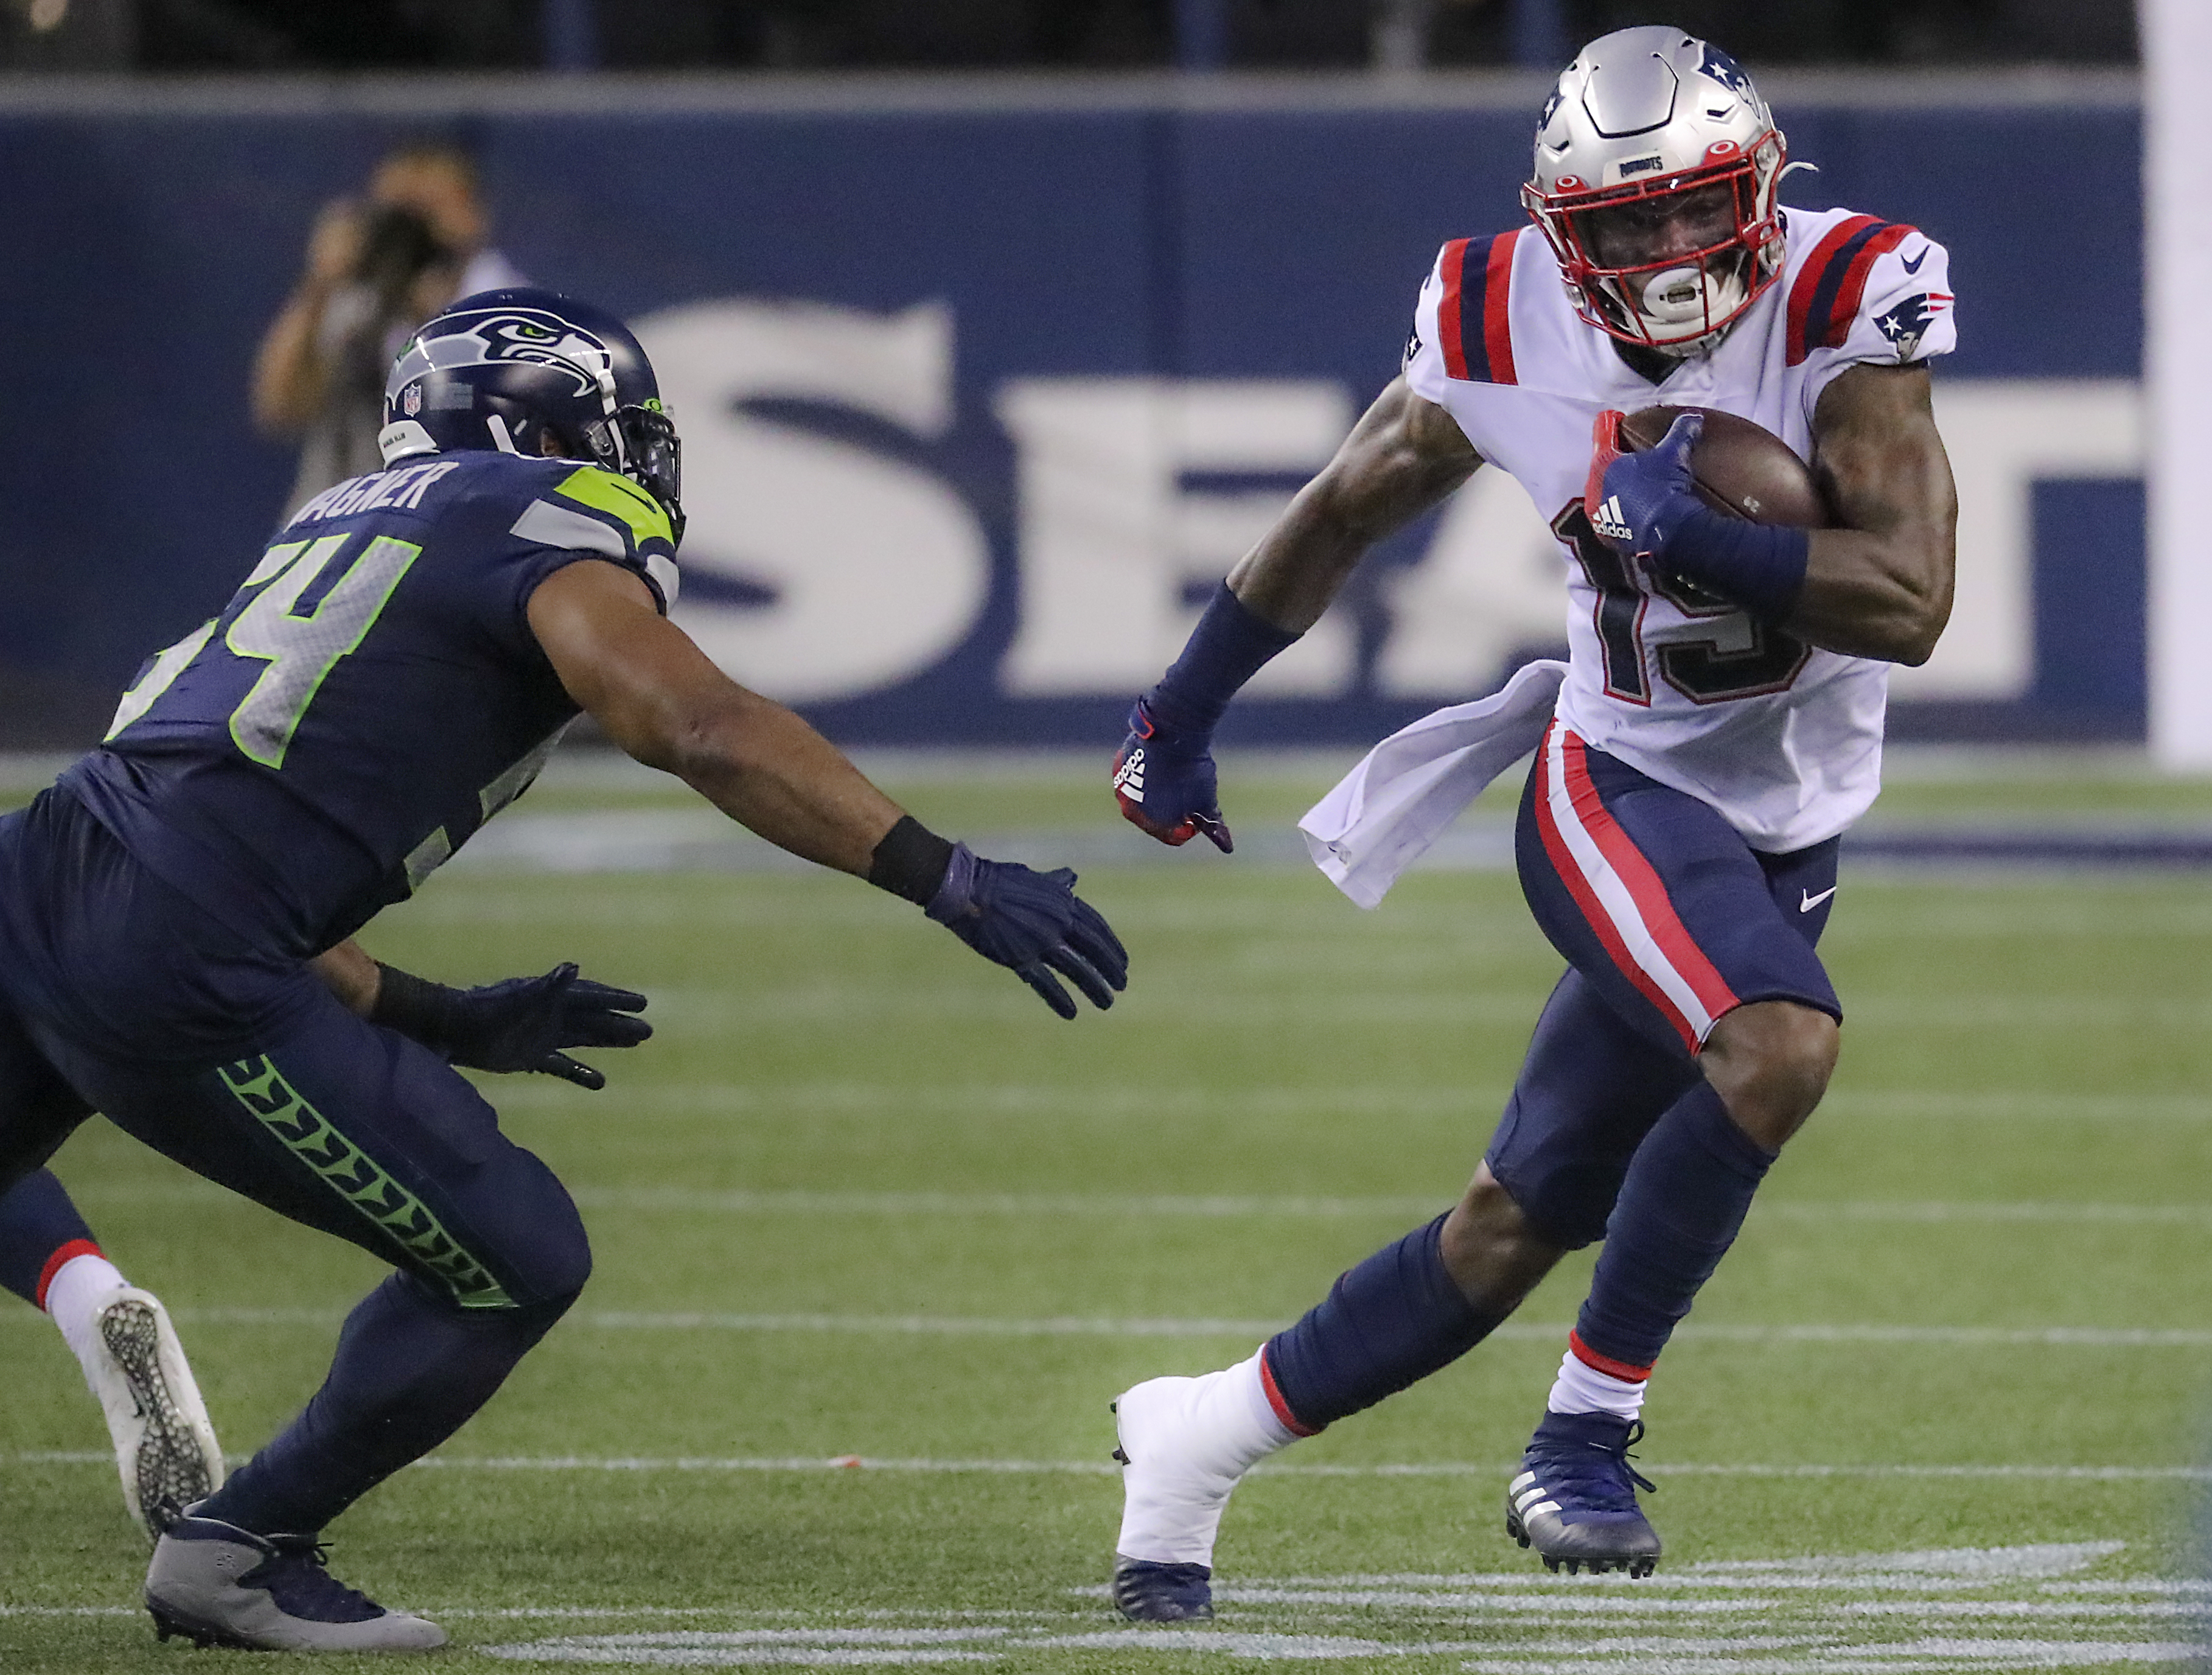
top-left (1523, 26), bottom-right (1788, 355)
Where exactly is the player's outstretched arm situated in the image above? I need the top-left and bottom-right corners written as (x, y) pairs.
top-left (1795, 362), bottom-right (1958, 665)
top-left (527, 560), bottom-right (1126, 1018)
top-left (310, 940), bottom-right (650, 1090)
top-left (1115, 378), bottom-right (1481, 849)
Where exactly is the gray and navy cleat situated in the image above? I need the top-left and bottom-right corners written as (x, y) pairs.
top-left (85, 1288), bottom-right (226, 1542)
top-left (1111, 1558), bottom-right (1215, 1623)
top-left (144, 1509), bottom-right (447, 1652)
top-left (1504, 1411), bottom-right (1662, 1577)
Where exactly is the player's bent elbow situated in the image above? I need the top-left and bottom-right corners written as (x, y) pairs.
top-left (1887, 593), bottom-right (1952, 667)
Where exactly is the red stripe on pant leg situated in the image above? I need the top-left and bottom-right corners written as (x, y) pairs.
top-left (1557, 736), bottom-right (1741, 1036)
top-left (1437, 239), bottom-right (1472, 382)
top-left (1482, 231), bottom-right (1519, 385)
top-left (34, 1238), bottom-right (104, 1312)
top-left (1532, 727), bottom-right (1700, 1051)
top-left (1569, 1328), bottom-right (1653, 1384)
top-left (1258, 1346), bottom-right (1321, 1438)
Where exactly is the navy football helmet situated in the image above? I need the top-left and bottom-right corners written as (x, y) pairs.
top-left (380, 287), bottom-right (683, 540)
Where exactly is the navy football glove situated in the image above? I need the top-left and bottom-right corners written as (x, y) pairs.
top-left (1584, 408), bottom-right (1811, 623)
top-left (1586, 408), bottom-right (1705, 562)
top-left (926, 846), bottom-right (1129, 1019)
top-left (374, 962), bottom-right (651, 1090)
top-left (1112, 696), bottom-right (1233, 853)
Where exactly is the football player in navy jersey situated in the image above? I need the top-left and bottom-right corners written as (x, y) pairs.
top-left (0, 289), bottom-right (1126, 1652)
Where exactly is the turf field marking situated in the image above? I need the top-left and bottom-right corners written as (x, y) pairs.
top-left (21, 1451), bottom-right (2206, 1481)
top-left (49, 1178), bottom-right (2212, 1227)
top-left (15, 1306), bottom-right (2212, 1348)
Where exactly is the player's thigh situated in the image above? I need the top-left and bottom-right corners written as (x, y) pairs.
top-left (0, 993), bottom-right (94, 1195)
top-left (1483, 969), bottom-right (1699, 1248)
top-left (1515, 724), bottom-right (1840, 1059)
top-left (44, 993), bottom-right (589, 1310)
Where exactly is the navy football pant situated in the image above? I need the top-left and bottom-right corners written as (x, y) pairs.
top-left (1266, 724), bottom-right (1843, 1429)
top-left (0, 794), bottom-right (591, 1533)
top-left (10, 993), bottom-right (592, 1533)
top-left (1490, 722), bottom-right (1839, 1248)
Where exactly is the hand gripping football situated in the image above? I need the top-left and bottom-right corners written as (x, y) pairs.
top-left (1619, 406), bottom-right (1830, 529)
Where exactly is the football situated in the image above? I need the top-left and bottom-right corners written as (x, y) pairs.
top-left (1619, 405), bottom-right (1830, 528)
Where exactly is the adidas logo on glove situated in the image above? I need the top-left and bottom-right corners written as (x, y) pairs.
top-left (1113, 749), bottom-right (1147, 802)
top-left (1591, 494), bottom-right (1634, 544)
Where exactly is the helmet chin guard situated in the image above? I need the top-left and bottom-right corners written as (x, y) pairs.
top-left (1523, 27), bottom-right (1787, 356)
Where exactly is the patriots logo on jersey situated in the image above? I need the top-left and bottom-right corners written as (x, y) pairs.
top-left (1874, 291), bottom-right (1952, 362)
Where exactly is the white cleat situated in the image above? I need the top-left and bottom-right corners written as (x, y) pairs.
top-left (1111, 1356), bottom-right (1296, 1622)
top-left (85, 1288), bottom-right (226, 1542)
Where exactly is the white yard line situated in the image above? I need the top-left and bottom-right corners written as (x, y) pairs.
top-left (11, 1307), bottom-right (2211, 1349)
top-left (14, 1452), bottom-right (2208, 1481)
top-left (50, 1181), bottom-right (2212, 1226)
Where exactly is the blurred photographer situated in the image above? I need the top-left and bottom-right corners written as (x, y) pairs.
top-left (253, 142), bottom-right (524, 516)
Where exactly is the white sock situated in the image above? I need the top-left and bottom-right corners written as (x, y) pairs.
top-left (1114, 1351), bottom-right (1298, 1566)
top-left (1546, 1345), bottom-right (1647, 1421)
top-left (44, 1252), bottom-right (130, 1388)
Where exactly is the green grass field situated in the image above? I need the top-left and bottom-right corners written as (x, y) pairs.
top-left (5, 751), bottom-right (2212, 1672)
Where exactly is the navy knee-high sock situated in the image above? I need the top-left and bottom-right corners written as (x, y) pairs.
top-left (1573, 1080), bottom-right (1775, 1376)
top-left (200, 1271), bottom-right (577, 1535)
top-left (0, 1169), bottom-right (99, 1309)
top-left (1263, 1214), bottom-right (1504, 1433)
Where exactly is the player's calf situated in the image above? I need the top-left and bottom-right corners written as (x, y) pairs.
top-left (144, 1508), bottom-right (445, 1652)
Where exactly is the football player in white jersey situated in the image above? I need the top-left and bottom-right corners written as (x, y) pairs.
top-left (1104, 26), bottom-right (1958, 1620)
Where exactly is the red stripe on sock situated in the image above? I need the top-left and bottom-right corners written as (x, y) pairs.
top-left (34, 1239), bottom-right (105, 1313)
top-left (1568, 1329), bottom-right (1653, 1385)
top-left (1257, 1348), bottom-right (1322, 1438)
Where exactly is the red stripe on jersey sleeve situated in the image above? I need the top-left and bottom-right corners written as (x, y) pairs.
top-left (1818, 223), bottom-right (1915, 352)
top-left (1437, 238), bottom-right (1473, 382)
top-left (1482, 229), bottom-right (1520, 386)
top-left (1785, 215), bottom-right (1877, 367)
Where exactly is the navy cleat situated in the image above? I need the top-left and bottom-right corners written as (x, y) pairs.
top-left (1111, 1558), bottom-right (1215, 1623)
top-left (1504, 1411), bottom-right (1662, 1577)
top-left (144, 1508), bottom-right (447, 1652)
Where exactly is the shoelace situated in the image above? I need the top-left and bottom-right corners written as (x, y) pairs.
top-left (1529, 1419), bottom-right (1658, 1511)
top-left (259, 1536), bottom-right (381, 1620)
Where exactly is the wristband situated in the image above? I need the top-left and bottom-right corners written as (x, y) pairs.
top-left (1660, 512), bottom-right (1810, 626)
top-left (1143, 584), bottom-right (1301, 736)
top-left (370, 962), bottom-right (460, 1052)
top-left (868, 815), bottom-right (956, 907)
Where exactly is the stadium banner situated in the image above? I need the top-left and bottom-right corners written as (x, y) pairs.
top-left (0, 78), bottom-right (2141, 749)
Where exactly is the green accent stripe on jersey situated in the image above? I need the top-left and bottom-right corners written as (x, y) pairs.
top-left (556, 466), bottom-right (672, 550)
top-left (217, 1056), bottom-right (513, 1309)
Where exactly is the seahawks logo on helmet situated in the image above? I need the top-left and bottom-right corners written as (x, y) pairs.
top-left (380, 287), bottom-right (686, 545)
top-left (386, 307), bottom-right (616, 409)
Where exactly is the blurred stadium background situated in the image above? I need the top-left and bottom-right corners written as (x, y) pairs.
top-left (9, 5), bottom-right (2212, 1673)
